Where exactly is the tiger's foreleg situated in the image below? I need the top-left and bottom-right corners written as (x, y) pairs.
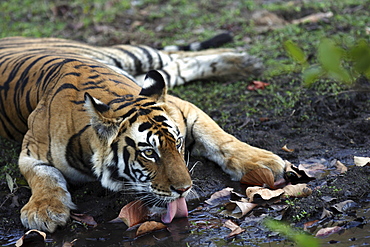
top-left (18, 154), bottom-right (75, 232)
top-left (168, 95), bottom-right (285, 181)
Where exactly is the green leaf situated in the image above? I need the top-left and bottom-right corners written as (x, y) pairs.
top-left (302, 66), bottom-right (325, 87)
top-left (265, 219), bottom-right (320, 247)
top-left (317, 38), bottom-right (352, 84)
top-left (284, 40), bottom-right (307, 65)
top-left (349, 39), bottom-right (370, 77)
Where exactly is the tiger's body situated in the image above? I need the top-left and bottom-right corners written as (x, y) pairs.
top-left (0, 36), bottom-right (284, 232)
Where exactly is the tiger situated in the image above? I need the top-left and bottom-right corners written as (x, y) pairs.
top-left (0, 35), bottom-right (285, 233)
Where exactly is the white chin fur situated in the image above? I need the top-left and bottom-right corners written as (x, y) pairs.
top-left (148, 205), bottom-right (167, 216)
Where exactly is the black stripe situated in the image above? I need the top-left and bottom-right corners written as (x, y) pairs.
top-left (129, 113), bottom-right (138, 125)
top-left (88, 74), bottom-right (100, 79)
top-left (138, 108), bottom-right (152, 116)
top-left (138, 122), bottom-right (152, 132)
top-left (63, 72), bottom-right (81, 77)
top-left (142, 102), bottom-right (156, 107)
top-left (65, 125), bottom-right (94, 176)
top-left (137, 46), bottom-right (153, 67)
top-left (55, 83), bottom-right (79, 94)
top-left (115, 48), bottom-right (143, 74)
top-left (123, 147), bottom-right (136, 181)
top-left (158, 69), bottom-right (171, 85)
top-left (125, 136), bottom-right (136, 148)
top-left (121, 108), bottom-right (137, 120)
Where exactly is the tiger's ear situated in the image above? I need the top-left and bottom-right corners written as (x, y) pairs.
top-left (84, 93), bottom-right (121, 141)
top-left (139, 70), bottom-right (167, 102)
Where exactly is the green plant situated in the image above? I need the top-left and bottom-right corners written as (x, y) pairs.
top-left (284, 38), bottom-right (370, 86)
top-left (265, 219), bottom-right (320, 247)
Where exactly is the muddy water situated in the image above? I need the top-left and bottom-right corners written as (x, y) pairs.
top-left (2, 201), bottom-right (370, 246)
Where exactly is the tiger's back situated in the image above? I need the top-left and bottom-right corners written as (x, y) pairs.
top-left (0, 47), bottom-right (140, 142)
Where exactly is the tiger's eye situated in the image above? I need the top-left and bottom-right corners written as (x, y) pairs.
top-left (176, 137), bottom-right (182, 147)
top-left (144, 149), bottom-right (153, 156)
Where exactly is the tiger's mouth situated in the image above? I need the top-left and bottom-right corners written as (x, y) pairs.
top-left (161, 197), bottom-right (188, 223)
top-left (140, 194), bottom-right (189, 223)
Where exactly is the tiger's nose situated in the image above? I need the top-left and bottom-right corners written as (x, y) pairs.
top-left (171, 185), bottom-right (191, 196)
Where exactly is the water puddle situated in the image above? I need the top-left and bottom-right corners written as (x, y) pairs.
top-left (2, 204), bottom-right (370, 246)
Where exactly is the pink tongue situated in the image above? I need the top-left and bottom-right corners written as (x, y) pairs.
top-left (161, 197), bottom-right (188, 223)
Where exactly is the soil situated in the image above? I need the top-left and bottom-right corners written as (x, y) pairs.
top-left (1, 2), bottom-right (370, 247)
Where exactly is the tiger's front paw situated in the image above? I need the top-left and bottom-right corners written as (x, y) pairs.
top-left (20, 192), bottom-right (75, 232)
top-left (226, 145), bottom-right (286, 181)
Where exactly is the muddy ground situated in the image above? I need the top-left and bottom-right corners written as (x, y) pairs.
top-left (1, 1), bottom-right (370, 246)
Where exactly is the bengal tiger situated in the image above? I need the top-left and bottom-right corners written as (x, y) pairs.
top-left (0, 35), bottom-right (285, 233)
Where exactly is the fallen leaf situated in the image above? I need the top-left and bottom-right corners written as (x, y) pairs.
top-left (16, 230), bottom-right (46, 247)
top-left (335, 160), bottom-right (347, 173)
top-left (304, 220), bottom-right (319, 231)
top-left (223, 220), bottom-right (245, 238)
top-left (354, 156), bottom-right (370, 167)
top-left (246, 186), bottom-right (284, 204)
top-left (292, 12), bottom-right (333, 25)
top-left (190, 219), bottom-right (222, 230)
top-left (281, 145), bottom-right (294, 153)
top-left (320, 208), bottom-right (333, 219)
top-left (5, 173), bottom-right (14, 193)
top-left (205, 187), bottom-right (233, 206)
top-left (62, 239), bottom-right (77, 247)
top-left (331, 200), bottom-right (358, 213)
top-left (315, 226), bottom-right (343, 238)
top-left (282, 184), bottom-right (312, 197)
top-left (298, 162), bottom-right (327, 179)
top-left (118, 200), bottom-right (150, 227)
top-left (221, 200), bottom-right (258, 218)
top-left (70, 213), bottom-right (97, 227)
top-left (247, 80), bottom-right (270, 90)
top-left (136, 221), bottom-right (167, 237)
top-left (321, 196), bottom-right (337, 202)
top-left (240, 168), bottom-right (274, 188)
top-left (251, 10), bottom-right (287, 32)
top-left (283, 160), bottom-right (317, 184)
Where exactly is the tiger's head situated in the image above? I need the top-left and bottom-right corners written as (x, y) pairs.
top-left (84, 70), bottom-right (192, 218)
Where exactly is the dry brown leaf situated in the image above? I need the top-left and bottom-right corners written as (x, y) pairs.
top-left (223, 220), bottom-right (245, 238)
top-left (283, 160), bottom-right (316, 184)
top-left (247, 80), bottom-right (270, 91)
top-left (16, 230), bottom-right (46, 247)
top-left (221, 200), bottom-right (258, 218)
top-left (205, 187), bottom-right (233, 206)
top-left (335, 160), bottom-right (347, 173)
top-left (118, 200), bottom-right (149, 227)
top-left (315, 226), bottom-right (343, 238)
top-left (281, 144), bottom-right (294, 153)
top-left (282, 184), bottom-right (312, 197)
top-left (354, 156), bottom-right (370, 167)
top-left (298, 163), bottom-right (327, 179)
top-left (303, 220), bottom-right (319, 231)
top-left (70, 213), bottom-right (97, 227)
top-left (240, 168), bottom-right (274, 188)
top-left (246, 186), bottom-right (284, 204)
top-left (136, 221), bottom-right (167, 237)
